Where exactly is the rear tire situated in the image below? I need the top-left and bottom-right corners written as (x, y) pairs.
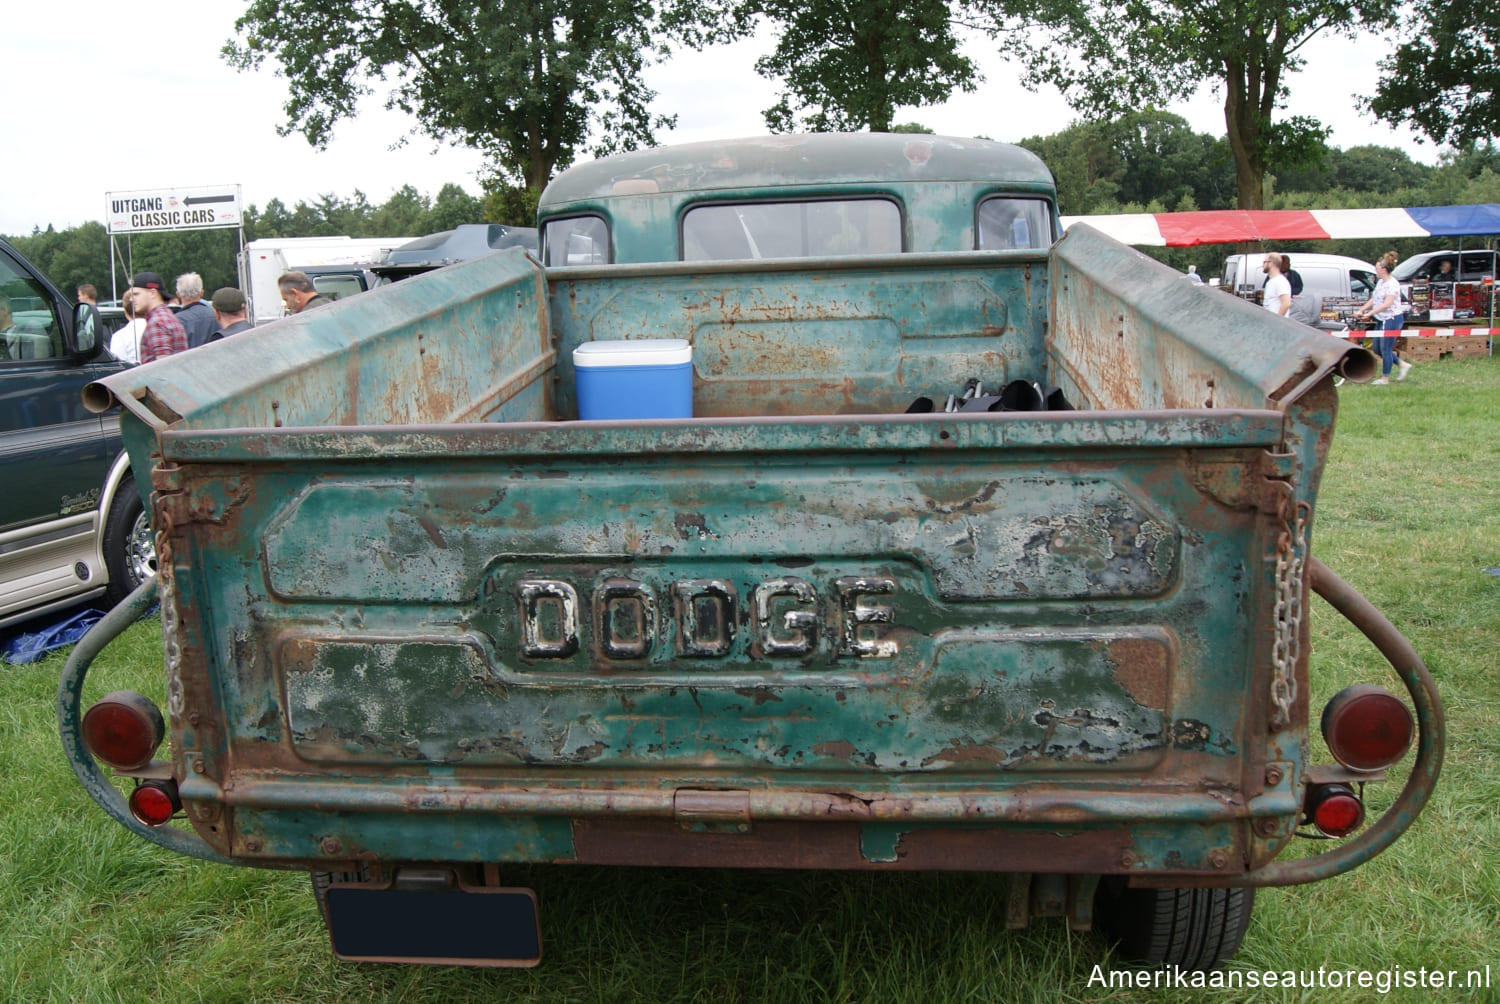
top-left (1094, 880), bottom-right (1254, 971)
top-left (102, 474), bottom-right (156, 608)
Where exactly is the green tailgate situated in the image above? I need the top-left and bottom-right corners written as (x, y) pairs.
top-left (142, 408), bottom-right (1292, 873)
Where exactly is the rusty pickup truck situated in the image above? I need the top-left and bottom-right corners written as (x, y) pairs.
top-left (62, 133), bottom-right (1442, 971)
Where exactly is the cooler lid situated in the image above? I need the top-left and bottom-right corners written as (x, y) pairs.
top-left (573, 338), bottom-right (693, 368)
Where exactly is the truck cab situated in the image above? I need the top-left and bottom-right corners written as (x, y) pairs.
top-left (538, 133), bottom-right (1058, 265)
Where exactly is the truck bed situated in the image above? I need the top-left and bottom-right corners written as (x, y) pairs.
top-left (90, 227), bottom-right (1363, 877)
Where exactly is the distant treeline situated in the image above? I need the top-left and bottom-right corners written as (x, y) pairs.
top-left (4, 181), bottom-right (531, 304)
top-left (8, 117), bottom-right (1500, 300)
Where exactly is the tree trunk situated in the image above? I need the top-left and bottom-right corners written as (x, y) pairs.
top-left (1223, 61), bottom-right (1265, 210)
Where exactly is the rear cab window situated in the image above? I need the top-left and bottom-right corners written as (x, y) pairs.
top-left (975, 197), bottom-right (1053, 250)
top-left (542, 216), bottom-right (611, 267)
top-left (681, 198), bottom-right (902, 261)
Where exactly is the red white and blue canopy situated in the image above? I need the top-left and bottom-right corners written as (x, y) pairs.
top-left (1061, 204), bottom-right (1500, 247)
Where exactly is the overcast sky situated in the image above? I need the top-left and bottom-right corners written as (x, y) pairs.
top-left (4, 2), bottom-right (1442, 237)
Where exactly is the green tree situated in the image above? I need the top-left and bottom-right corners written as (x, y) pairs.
top-left (1368, 8), bottom-right (1500, 149)
top-left (1020, 112), bottom-right (1233, 215)
top-left (1019, 120), bottom-right (1118, 215)
top-left (317, 191), bottom-right (376, 236)
top-left (126, 229), bottom-right (242, 294)
top-left (751, 0), bottom-right (979, 132)
top-left (423, 184), bottom-right (486, 234)
top-left (225, 0), bottom-right (686, 190)
top-left (984, 0), bottom-right (1392, 209)
top-left (481, 179), bottom-right (542, 228)
top-left (368, 186), bottom-right (431, 236)
top-left (245, 198), bottom-right (294, 240)
top-left (1328, 145), bottom-right (1432, 194)
top-left (1109, 110), bottom-right (1234, 211)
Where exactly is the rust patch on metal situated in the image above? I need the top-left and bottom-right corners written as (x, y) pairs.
top-left (415, 513), bottom-right (448, 549)
top-left (567, 819), bottom-right (1137, 873)
top-left (673, 512), bottom-right (709, 539)
top-left (1171, 719), bottom-right (1212, 750)
top-left (1108, 638), bottom-right (1168, 709)
top-left (923, 740), bottom-right (1007, 766)
top-left (813, 739), bottom-right (859, 760)
top-left (734, 687), bottom-right (784, 705)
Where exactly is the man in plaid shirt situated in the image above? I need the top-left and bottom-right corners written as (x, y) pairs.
top-left (130, 271), bottom-right (188, 363)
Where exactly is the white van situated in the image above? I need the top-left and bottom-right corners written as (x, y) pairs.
top-left (1218, 252), bottom-right (1379, 325)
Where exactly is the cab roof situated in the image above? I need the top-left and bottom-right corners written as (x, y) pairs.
top-left (539, 133), bottom-right (1054, 208)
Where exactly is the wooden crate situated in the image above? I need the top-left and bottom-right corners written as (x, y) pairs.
top-left (1396, 335), bottom-right (1492, 362)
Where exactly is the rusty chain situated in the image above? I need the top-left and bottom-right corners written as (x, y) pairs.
top-left (1270, 501), bottom-right (1310, 730)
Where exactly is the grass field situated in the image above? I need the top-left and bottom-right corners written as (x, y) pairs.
top-left (2, 350), bottom-right (1497, 1003)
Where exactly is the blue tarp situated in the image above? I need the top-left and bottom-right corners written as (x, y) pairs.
top-left (3, 608), bottom-right (102, 665)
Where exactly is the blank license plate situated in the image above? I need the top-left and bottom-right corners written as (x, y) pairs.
top-left (326, 883), bottom-right (541, 967)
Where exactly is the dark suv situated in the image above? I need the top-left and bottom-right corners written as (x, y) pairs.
top-left (0, 237), bottom-right (154, 627)
top-left (1393, 249), bottom-right (1499, 322)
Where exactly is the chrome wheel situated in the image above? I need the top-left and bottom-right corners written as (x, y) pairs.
top-left (126, 508), bottom-right (156, 585)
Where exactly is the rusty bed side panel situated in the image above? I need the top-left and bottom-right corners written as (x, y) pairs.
top-left (92, 247), bottom-right (553, 435)
top-left (1048, 225), bottom-right (1366, 413)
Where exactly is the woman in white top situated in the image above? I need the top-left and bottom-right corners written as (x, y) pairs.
top-left (108, 289), bottom-right (147, 365)
top-left (1354, 251), bottom-right (1411, 385)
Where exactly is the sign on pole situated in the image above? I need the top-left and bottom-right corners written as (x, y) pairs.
top-left (106, 185), bottom-right (243, 234)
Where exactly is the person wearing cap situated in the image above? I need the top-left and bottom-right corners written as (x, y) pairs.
top-left (175, 273), bottom-right (220, 348)
top-left (277, 271), bottom-right (334, 314)
top-left (131, 272), bottom-right (189, 363)
top-left (209, 287), bottom-right (253, 339)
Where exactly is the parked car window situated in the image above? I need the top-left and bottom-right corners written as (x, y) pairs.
top-left (1350, 270), bottom-right (1375, 297)
top-left (1394, 251), bottom-right (1498, 284)
top-left (543, 216), bottom-right (610, 267)
top-left (0, 253), bottom-right (60, 361)
top-left (681, 199), bottom-right (902, 262)
top-left (976, 197), bottom-right (1053, 250)
top-left (313, 274), bottom-right (366, 301)
top-left (1460, 251), bottom-right (1496, 281)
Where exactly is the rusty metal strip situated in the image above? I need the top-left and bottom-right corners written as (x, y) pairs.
top-left (208, 779), bottom-right (1298, 826)
top-left (438, 350), bottom-right (556, 425)
top-left (154, 409), bottom-right (1288, 463)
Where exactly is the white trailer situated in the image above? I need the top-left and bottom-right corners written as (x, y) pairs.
top-left (237, 236), bottom-right (409, 326)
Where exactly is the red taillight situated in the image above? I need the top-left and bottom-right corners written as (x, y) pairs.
top-left (1321, 684), bottom-right (1414, 771)
top-left (80, 691), bottom-right (165, 770)
top-left (1306, 783), bottom-right (1365, 838)
top-left (128, 779), bottom-right (181, 826)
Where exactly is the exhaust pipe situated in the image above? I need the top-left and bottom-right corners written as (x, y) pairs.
top-left (1336, 344), bottom-right (1380, 384)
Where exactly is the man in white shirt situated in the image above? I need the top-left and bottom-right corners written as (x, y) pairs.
top-left (1261, 252), bottom-right (1291, 316)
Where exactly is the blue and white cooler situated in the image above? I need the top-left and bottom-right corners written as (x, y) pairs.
top-left (573, 338), bottom-right (693, 420)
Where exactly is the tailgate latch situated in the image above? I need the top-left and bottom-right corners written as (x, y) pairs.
top-left (673, 789), bottom-right (751, 834)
